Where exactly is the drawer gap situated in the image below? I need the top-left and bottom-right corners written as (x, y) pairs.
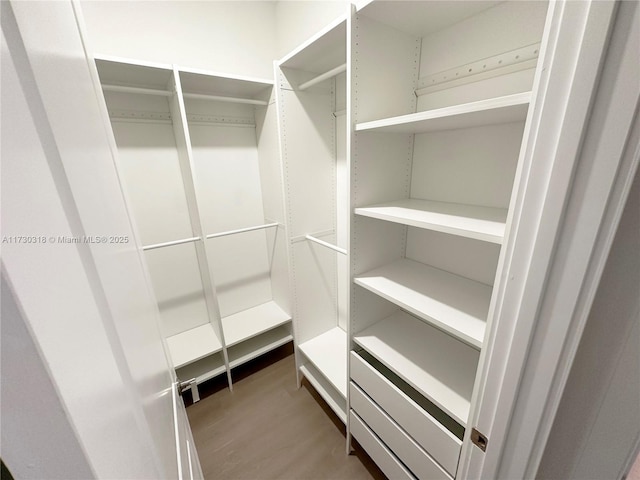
top-left (355, 349), bottom-right (465, 440)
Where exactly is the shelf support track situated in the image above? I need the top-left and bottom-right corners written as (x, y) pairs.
top-left (305, 235), bottom-right (347, 255)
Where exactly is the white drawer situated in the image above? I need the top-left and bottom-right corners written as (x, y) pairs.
top-left (350, 351), bottom-right (462, 476)
top-left (350, 411), bottom-right (416, 480)
top-left (351, 383), bottom-right (452, 480)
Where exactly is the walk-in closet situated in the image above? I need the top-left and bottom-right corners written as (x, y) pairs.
top-left (5, 0), bottom-right (637, 479)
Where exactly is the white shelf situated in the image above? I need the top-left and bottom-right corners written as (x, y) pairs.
top-left (355, 198), bottom-right (507, 244)
top-left (176, 353), bottom-right (226, 385)
top-left (354, 311), bottom-right (480, 426)
top-left (298, 327), bottom-right (348, 398)
top-left (300, 364), bottom-right (347, 424)
top-left (355, 92), bottom-right (531, 134)
top-left (354, 259), bottom-right (490, 348)
top-left (166, 323), bottom-right (223, 369)
top-left (228, 326), bottom-right (293, 369)
top-left (222, 301), bottom-right (292, 348)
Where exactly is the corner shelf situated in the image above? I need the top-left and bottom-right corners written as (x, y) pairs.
top-left (166, 323), bottom-right (223, 369)
top-left (221, 301), bottom-right (291, 347)
top-left (353, 311), bottom-right (480, 426)
top-left (298, 327), bottom-right (348, 398)
top-left (354, 258), bottom-right (490, 348)
top-left (355, 198), bottom-right (507, 244)
top-left (355, 92), bottom-right (531, 134)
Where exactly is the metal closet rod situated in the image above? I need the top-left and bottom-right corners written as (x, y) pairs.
top-left (298, 63), bottom-right (347, 91)
top-left (142, 236), bottom-right (201, 251)
top-left (206, 222), bottom-right (279, 239)
top-left (101, 84), bottom-right (267, 105)
top-left (305, 234), bottom-right (347, 255)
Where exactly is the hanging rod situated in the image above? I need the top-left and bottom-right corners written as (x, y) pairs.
top-left (298, 63), bottom-right (347, 91)
top-left (102, 84), bottom-right (173, 97)
top-left (182, 92), bottom-right (268, 106)
top-left (305, 235), bottom-right (347, 255)
top-left (142, 236), bottom-right (201, 251)
top-left (206, 222), bottom-right (279, 239)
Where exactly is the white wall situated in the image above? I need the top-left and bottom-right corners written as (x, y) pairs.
top-left (275, 1), bottom-right (348, 58)
top-left (80, 1), bottom-right (277, 79)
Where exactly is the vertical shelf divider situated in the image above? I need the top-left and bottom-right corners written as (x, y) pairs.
top-left (169, 67), bottom-right (233, 390)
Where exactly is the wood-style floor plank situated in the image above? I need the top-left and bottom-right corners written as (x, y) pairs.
top-left (186, 344), bottom-right (385, 480)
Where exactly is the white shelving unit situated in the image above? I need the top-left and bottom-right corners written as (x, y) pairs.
top-left (354, 311), bottom-right (479, 427)
top-left (355, 259), bottom-right (490, 348)
top-left (95, 57), bottom-right (292, 394)
top-left (276, 14), bottom-right (350, 422)
top-left (348, 1), bottom-right (549, 477)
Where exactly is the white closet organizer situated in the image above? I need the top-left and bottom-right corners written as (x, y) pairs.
top-left (348, 2), bottom-right (548, 479)
top-left (95, 57), bottom-right (291, 389)
top-left (276, 16), bottom-right (350, 422)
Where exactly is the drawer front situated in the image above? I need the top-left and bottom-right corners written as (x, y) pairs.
top-left (350, 411), bottom-right (416, 480)
top-left (350, 351), bottom-right (462, 475)
top-left (351, 383), bottom-right (452, 480)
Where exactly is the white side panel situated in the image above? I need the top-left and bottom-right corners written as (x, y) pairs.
top-left (410, 122), bottom-right (525, 210)
top-left (256, 102), bottom-right (291, 313)
top-left (336, 112), bottom-right (348, 330)
top-left (2, 1), bottom-right (181, 476)
top-left (190, 124), bottom-right (272, 316)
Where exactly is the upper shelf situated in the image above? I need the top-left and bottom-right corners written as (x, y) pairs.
top-left (298, 327), bottom-right (348, 398)
top-left (355, 198), bottom-right (507, 244)
top-left (95, 56), bottom-right (173, 90)
top-left (353, 310), bottom-right (480, 426)
top-left (279, 16), bottom-right (347, 74)
top-left (355, 92), bottom-right (531, 134)
top-left (354, 258), bottom-right (491, 348)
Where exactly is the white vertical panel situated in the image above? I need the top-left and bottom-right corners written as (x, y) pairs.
top-left (336, 111), bottom-right (348, 330)
top-left (169, 70), bottom-right (225, 341)
top-left (2, 0), bottom-right (179, 476)
top-left (410, 122), bottom-right (525, 209)
top-left (256, 101), bottom-right (291, 313)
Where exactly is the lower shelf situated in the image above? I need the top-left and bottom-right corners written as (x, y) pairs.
top-left (222, 301), bottom-right (291, 348)
top-left (166, 323), bottom-right (223, 369)
top-left (228, 325), bottom-right (292, 369)
top-left (176, 351), bottom-right (226, 385)
top-left (298, 327), bottom-right (348, 397)
top-left (300, 364), bottom-right (347, 424)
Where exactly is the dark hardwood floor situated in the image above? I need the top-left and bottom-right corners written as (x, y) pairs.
top-left (186, 344), bottom-right (385, 480)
